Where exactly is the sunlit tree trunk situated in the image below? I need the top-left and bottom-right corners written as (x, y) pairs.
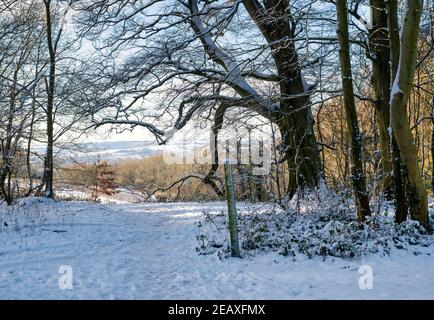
top-left (370, 0), bottom-right (408, 221)
top-left (390, 0), bottom-right (429, 228)
top-left (386, 0), bottom-right (408, 223)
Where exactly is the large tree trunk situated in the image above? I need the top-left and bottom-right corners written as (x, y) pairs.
top-left (387, 0), bottom-right (409, 223)
top-left (390, 0), bottom-right (429, 228)
top-left (336, 0), bottom-right (371, 221)
top-left (278, 110), bottom-right (321, 198)
top-left (189, 0), bottom-right (322, 198)
top-left (242, 0), bottom-right (322, 197)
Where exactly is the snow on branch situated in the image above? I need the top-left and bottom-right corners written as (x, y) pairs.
top-left (188, 0), bottom-right (279, 113)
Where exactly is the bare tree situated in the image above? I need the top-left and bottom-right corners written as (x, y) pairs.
top-left (77, 0), bottom-right (327, 199)
top-left (0, 2), bottom-right (46, 204)
top-left (42, 0), bottom-right (67, 198)
top-left (335, 0), bottom-right (371, 220)
top-left (41, 0), bottom-right (88, 198)
top-left (364, 0), bottom-right (408, 220)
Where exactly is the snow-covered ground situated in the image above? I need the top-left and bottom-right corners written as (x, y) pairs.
top-left (0, 198), bottom-right (434, 300)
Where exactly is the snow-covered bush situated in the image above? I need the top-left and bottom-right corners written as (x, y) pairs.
top-left (196, 201), bottom-right (433, 260)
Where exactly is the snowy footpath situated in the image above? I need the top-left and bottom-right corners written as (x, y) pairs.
top-left (0, 199), bottom-right (433, 299)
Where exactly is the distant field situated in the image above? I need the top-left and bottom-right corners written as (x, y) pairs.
top-left (31, 140), bottom-right (164, 164)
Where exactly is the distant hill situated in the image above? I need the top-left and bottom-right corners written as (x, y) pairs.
top-left (32, 140), bottom-right (164, 164)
